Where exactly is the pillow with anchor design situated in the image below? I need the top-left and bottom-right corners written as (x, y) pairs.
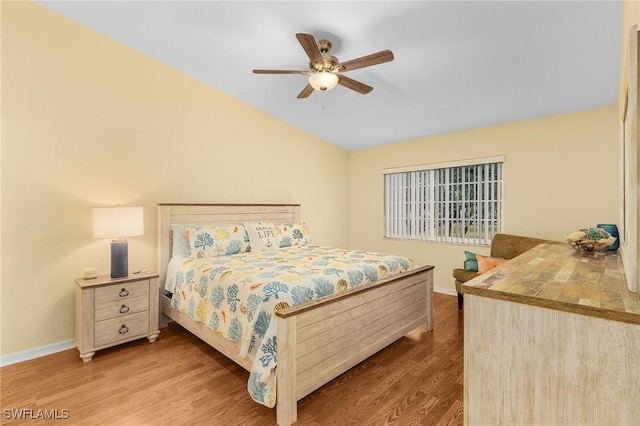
top-left (245, 222), bottom-right (280, 252)
top-left (245, 222), bottom-right (312, 251)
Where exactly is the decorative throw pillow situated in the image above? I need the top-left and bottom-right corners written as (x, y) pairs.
top-left (464, 251), bottom-right (479, 272)
top-left (476, 254), bottom-right (508, 274)
top-left (185, 225), bottom-right (250, 259)
top-left (245, 222), bottom-right (280, 251)
top-left (245, 222), bottom-right (312, 251)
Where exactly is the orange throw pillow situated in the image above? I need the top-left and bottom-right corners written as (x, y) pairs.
top-left (476, 254), bottom-right (508, 273)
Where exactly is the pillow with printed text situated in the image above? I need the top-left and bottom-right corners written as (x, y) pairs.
top-left (245, 222), bottom-right (311, 251)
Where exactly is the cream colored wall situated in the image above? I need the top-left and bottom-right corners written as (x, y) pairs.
top-left (0, 2), bottom-right (348, 355)
top-left (347, 106), bottom-right (619, 293)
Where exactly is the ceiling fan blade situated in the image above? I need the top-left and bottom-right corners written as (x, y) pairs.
top-left (253, 69), bottom-right (307, 74)
top-left (296, 33), bottom-right (323, 65)
top-left (337, 75), bottom-right (373, 94)
top-left (297, 84), bottom-right (314, 99)
top-left (338, 49), bottom-right (394, 72)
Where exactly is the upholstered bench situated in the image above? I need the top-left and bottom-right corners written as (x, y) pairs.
top-left (452, 233), bottom-right (563, 311)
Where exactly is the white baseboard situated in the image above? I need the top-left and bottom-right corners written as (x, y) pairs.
top-left (1, 339), bottom-right (75, 367)
top-left (434, 286), bottom-right (457, 296)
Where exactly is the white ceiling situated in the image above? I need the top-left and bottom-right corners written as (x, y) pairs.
top-left (38, 1), bottom-right (623, 151)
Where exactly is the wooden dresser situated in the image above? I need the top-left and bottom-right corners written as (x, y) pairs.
top-left (75, 271), bottom-right (160, 362)
top-left (463, 244), bottom-right (640, 425)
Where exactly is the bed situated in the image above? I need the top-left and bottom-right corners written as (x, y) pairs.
top-left (157, 203), bottom-right (434, 425)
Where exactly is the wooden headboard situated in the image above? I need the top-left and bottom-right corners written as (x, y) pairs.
top-left (157, 203), bottom-right (301, 289)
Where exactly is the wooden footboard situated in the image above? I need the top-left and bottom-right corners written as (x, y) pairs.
top-left (157, 203), bottom-right (435, 426)
top-left (275, 265), bottom-right (434, 425)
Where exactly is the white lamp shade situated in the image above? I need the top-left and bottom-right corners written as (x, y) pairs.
top-left (93, 207), bottom-right (144, 239)
top-left (309, 71), bottom-right (339, 91)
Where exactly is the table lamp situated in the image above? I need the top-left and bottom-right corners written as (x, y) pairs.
top-left (92, 206), bottom-right (144, 278)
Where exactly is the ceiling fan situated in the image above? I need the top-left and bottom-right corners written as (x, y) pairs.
top-left (253, 33), bottom-right (394, 99)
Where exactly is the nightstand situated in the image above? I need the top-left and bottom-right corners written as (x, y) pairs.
top-left (75, 271), bottom-right (160, 362)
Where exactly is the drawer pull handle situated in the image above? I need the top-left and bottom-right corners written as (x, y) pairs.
top-left (119, 325), bottom-right (129, 334)
top-left (119, 288), bottom-right (129, 297)
top-left (119, 304), bottom-right (130, 314)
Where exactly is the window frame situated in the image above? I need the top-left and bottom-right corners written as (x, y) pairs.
top-left (383, 156), bottom-right (504, 245)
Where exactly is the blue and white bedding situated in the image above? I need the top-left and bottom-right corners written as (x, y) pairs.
top-left (167, 245), bottom-right (416, 407)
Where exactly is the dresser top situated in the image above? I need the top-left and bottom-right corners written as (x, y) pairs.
top-left (463, 244), bottom-right (640, 325)
top-left (75, 271), bottom-right (159, 288)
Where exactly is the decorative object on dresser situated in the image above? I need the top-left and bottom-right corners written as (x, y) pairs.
top-left (93, 206), bottom-right (144, 278)
top-left (75, 271), bottom-right (159, 362)
top-left (596, 223), bottom-right (620, 251)
top-left (566, 227), bottom-right (616, 253)
top-left (157, 203), bottom-right (434, 426)
top-left (452, 233), bottom-right (564, 311)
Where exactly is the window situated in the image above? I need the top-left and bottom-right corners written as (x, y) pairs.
top-left (384, 157), bottom-right (503, 245)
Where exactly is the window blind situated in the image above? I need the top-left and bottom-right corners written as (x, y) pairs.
top-left (384, 159), bottom-right (503, 245)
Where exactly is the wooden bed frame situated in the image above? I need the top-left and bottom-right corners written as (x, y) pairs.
top-left (157, 203), bottom-right (434, 425)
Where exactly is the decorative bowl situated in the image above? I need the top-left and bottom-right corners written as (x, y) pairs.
top-left (566, 227), bottom-right (616, 253)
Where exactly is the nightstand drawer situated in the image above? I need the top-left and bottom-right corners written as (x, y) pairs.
top-left (94, 295), bottom-right (149, 322)
top-left (94, 311), bottom-right (149, 347)
top-left (95, 280), bottom-right (149, 305)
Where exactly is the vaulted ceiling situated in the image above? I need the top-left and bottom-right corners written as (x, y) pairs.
top-left (38, 1), bottom-right (623, 151)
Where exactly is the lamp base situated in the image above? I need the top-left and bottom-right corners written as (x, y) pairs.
top-left (111, 239), bottom-right (128, 278)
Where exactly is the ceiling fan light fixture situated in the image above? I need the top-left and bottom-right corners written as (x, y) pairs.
top-left (308, 71), bottom-right (339, 92)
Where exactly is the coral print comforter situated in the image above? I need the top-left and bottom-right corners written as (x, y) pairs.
top-left (170, 245), bottom-right (415, 407)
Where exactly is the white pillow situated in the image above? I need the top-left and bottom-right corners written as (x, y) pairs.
top-left (245, 222), bottom-right (279, 252)
top-left (171, 224), bottom-right (191, 258)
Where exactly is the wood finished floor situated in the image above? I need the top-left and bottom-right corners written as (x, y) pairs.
top-left (0, 293), bottom-right (463, 425)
